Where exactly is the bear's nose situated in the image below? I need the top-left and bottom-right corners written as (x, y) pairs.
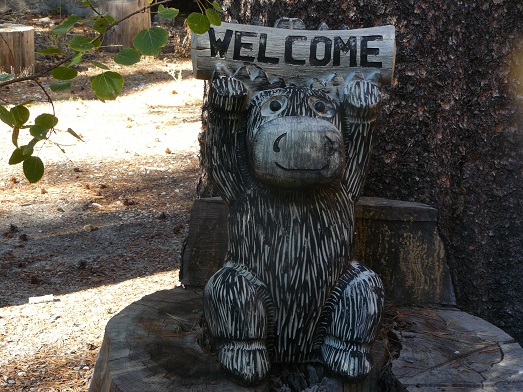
top-left (272, 132), bottom-right (339, 157)
top-left (250, 116), bottom-right (345, 189)
top-left (325, 136), bottom-right (338, 156)
top-left (273, 133), bottom-right (287, 152)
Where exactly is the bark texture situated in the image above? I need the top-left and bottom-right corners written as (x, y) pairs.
top-left (201, 0), bottom-right (523, 343)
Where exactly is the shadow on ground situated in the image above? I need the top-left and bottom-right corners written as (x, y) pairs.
top-left (0, 155), bottom-right (199, 307)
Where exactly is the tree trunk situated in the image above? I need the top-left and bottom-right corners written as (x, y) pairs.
top-left (0, 24), bottom-right (34, 75)
top-left (196, 0), bottom-right (523, 345)
top-left (99, 0), bottom-right (151, 51)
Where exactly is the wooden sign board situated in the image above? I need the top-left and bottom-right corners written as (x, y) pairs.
top-left (192, 22), bottom-right (395, 85)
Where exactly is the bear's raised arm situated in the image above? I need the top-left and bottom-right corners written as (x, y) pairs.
top-left (340, 73), bottom-right (382, 200)
top-left (205, 68), bottom-right (251, 202)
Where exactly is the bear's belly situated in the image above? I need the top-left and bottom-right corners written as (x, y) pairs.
top-left (228, 194), bottom-right (353, 362)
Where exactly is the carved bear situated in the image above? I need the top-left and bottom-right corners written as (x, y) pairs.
top-left (203, 64), bottom-right (385, 386)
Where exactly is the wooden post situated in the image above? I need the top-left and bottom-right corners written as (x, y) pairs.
top-left (0, 24), bottom-right (34, 75)
top-left (99, 0), bottom-right (151, 51)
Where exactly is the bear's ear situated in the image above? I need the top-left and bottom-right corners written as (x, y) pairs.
top-left (342, 72), bottom-right (382, 120)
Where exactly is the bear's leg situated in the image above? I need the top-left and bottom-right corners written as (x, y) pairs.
top-left (320, 261), bottom-right (384, 381)
top-left (204, 264), bottom-right (271, 385)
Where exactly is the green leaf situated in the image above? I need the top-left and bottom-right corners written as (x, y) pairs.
top-left (69, 36), bottom-right (94, 52)
top-left (0, 73), bottom-right (14, 81)
top-left (92, 61), bottom-right (110, 70)
top-left (89, 71), bottom-right (124, 101)
top-left (0, 105), bottom-right (15, 127)
top-left (9, 148), bottom-right (25, 165)
top-left (205, 8), bottom-right (221, 26)
top-left (67, 128), bottom-right (83, 141)
top-left (50, 82), bottom-right (72, 92)
top-left (30, 124), bottom-right (49, 139)
top-left (211, 1), bottom-right (224, 13)
top-left (187, 12), bottom-right (211, 34)
top-left (158, 5), bottom-right (179, 20)
top-left (92, 37), bottom-right (101, 48)
top-left (12, 126), bottom-right (19, 147)
top-left (53, 15), bottom-right (81, 34)
top-left (52, 66), bottom-right (78, 81)
top-left (114, 48), bottom-right (141, 65)
top-left (23, 138), bottom-right (40, 156)
top-left (11, 105), bottom-right (30, 126)
top-left (81, 1), bottom-right (91, 6)
top-left (68, 52), bottom-right (83, 67)
top-left (35, 113), bottom-right (58, 129)
top-left (23, 156), bottom-right (45, 183)
top-left (103, 14), bottom-right (116, 25)
top-left (37, 47), bottom-right (63, 55)
top-left (93, 16), bottom-right (109, 34)
top-left (133, 27), bottom-right (169, 56)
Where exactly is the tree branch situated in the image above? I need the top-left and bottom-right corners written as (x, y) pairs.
top-left (0, 0), bottom-right (173, 91)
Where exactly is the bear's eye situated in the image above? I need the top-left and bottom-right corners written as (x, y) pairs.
top-left (309, 97), bottom-right (335, 118)
top-left (261, 96), bottom-right (288, 117)
top-left (270, 100), bottom-right (282, 112)
top-left (314, 101), bottom-right (326, 113)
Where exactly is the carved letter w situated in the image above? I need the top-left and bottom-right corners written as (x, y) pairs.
top-left (209, 29), bottom-right (234, 58)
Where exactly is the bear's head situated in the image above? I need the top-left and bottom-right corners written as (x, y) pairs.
top-left (246, 86), bottom-right (345, 189)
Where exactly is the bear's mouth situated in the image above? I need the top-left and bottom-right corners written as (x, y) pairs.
top-left (275, 162), bottom-right (329, 172)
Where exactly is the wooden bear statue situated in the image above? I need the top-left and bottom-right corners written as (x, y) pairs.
top-left (203, 63), bottom-right (385, 386)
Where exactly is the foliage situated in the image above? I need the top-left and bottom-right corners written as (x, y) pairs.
top-left (0, 0), bottom-right (222, 183)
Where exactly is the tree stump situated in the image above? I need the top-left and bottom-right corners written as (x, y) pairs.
top-left (0, 24), bottom-right (34, 75)
top-left (89, 288), bottom-right (390, 392)
top-left (99, 0), bottom-right (151, 51)
top-left (354, 197), bottom-right (456, 305)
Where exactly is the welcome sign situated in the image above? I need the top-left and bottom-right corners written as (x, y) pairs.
top-left (192, 22), bottom-right (396, 84)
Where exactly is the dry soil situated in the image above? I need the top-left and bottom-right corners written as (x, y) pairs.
top-left (0, 26), bottom-right (203, 389)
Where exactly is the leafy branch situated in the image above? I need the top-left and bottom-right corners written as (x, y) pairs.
top-left (0, 0), bottom-right (223, 183)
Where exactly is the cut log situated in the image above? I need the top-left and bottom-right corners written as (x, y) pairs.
top-left (0, 24), bottom-right (34, 75)
top-left (354, 197), bottom-right (456, 305)
top-left (191, 22), bottom-right (396, 85)
top-left (89, 288), bottom-right (390, 392)
top-left (180, 197), bottom-right (229, 287)
top-left (99, 0), bottom-right (151, 51)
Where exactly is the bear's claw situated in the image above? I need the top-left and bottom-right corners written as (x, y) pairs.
top-left (321, 336), bottom-right (372, 382)
top-left (218, 340), bottom-right (270, 386)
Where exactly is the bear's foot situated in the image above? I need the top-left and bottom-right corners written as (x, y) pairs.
top-left (218, 340), bottom-right (270, 386)
top-left (321, 335), bottom-right (372, 382)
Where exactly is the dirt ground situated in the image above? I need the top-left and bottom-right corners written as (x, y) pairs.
top-left (0, 15), bottom-right (204, 390)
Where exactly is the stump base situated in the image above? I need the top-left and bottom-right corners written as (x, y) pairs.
top-left (89, 288), bottom-right (391, 392)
